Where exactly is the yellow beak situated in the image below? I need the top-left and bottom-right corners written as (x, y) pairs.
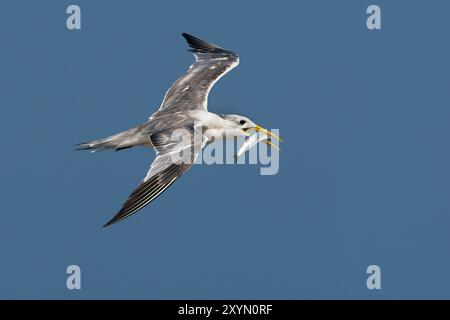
top-left (264, 139), bottom-right (280, 151)
top-left (245, 125), bottom-right (283, 151)
top-left (253, 125), bottom-right (284, 143)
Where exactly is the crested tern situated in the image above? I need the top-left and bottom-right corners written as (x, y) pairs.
top-left (77, 33), bottom-right (282, 227)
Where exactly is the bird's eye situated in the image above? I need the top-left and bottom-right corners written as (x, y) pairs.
top-left (239, 120), bottom-right (246, 125)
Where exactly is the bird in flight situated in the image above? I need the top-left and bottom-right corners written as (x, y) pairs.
top-left (77, 33), bottom-right (282, 227)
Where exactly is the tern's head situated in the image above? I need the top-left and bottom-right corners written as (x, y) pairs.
top-left (219, 114), bottom-right (283, 144)
top-left (220, 114), bottom-right (256, 131)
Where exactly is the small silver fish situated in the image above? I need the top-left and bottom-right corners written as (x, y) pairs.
top-left (235, 131), bottom-right (269, 158)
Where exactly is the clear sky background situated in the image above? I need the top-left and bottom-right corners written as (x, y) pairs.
top-left (0, 0), bottom-right (450, 299)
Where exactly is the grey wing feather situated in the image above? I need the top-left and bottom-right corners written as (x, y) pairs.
top-left (157, 33), bottom-right (239, 113)
top-left (103, 125), bottom-right (206, 227)
top-left (102, 162), bottom-right (191, 227)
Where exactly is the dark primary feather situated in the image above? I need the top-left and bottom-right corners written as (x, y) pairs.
top-left (103, 162), bottom-right (191, 227)
top-left (182, 33), bottom-right (235, 55)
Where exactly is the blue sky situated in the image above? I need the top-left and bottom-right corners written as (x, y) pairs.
top-left (0, 0), bottom-right (450, 299)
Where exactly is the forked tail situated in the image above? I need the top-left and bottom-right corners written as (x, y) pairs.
top-left (76, 124), bottom-right (151, 152)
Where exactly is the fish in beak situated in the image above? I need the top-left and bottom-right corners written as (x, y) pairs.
top-left (237, 125), bottom-right (283, 158)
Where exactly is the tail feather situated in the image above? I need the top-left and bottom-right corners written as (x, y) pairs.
top-left (76, 133), bottom-right (124, 152)
top-left (76, 125), bottom-right (151, 152)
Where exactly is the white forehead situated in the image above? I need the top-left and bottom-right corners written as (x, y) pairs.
top-left (229, 114), bottom-right (252, 122)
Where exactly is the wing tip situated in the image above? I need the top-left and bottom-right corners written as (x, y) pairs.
top-left (102, 217), bottom-right (119, 228)
top-left (181, 32), bottom-right (199, 46)
top-left (103, 206), bottom-right (133, 228)
top-left (181, 32), bottom-right (235, 55)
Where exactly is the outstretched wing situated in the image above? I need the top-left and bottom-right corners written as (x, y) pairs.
top-left (103, 125), bottom-right (206, 227)
top-left (157, 33), bottom-right (239, 112)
